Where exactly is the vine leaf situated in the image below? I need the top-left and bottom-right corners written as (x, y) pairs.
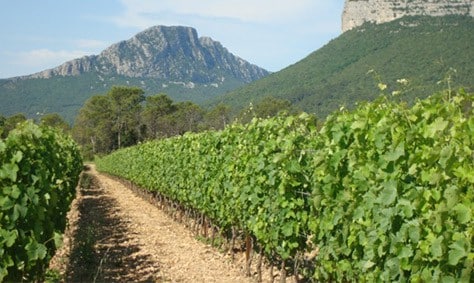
top-left (448, 240), bottom-right (468, 265)
top-left (379, 180), bottom-right (397, 205)
top-left (424, 117), bottom-right (448, 138)
top-left (25, 241), bottom-right (47, 262)
top-left (0, 163), bottom-right (19, 182)
top-left (430, 236), bottom-right (444, 259)
top-left (383, 142), bottom-right (405, 162)
top-left (452, 204), bottom-right (471, 224)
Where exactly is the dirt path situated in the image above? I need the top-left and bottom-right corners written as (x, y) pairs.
top-left (50, 165), bottom-right (256, 282)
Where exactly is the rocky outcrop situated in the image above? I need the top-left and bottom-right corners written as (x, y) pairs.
top-left (30, 26), bottom-right (269, 84)
top-left (342, 0), bottom-right (473, 32)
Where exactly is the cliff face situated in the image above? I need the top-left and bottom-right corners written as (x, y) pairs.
top-left (342, 0), bottom-right (473, 32)
top-left (29, 26), bottom-right (269, 84)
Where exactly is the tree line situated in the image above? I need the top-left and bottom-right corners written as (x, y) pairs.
top-left (71, 86), bottom-right (298, 159)
top-left (0, 86), bottom-right (298, 159)
top-left (0, 113), bottom-right (70, 139)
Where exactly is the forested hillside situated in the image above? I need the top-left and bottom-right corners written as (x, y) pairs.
top-left (212, 16), bottom-right (474, 118)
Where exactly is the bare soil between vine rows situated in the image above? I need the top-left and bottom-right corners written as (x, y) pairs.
top-left (49, 165), bottom-right (283, 282)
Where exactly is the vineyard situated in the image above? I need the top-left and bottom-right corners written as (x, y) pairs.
top-left (97, 89), bottom-right (473, 281)
top-left (0, 121), bottom-right (82, 281)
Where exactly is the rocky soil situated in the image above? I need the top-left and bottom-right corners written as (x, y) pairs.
top-left (48, 165), bottom-right (282, 282)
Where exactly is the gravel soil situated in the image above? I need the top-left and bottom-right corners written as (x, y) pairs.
top-left (48, 165), bottom-right (270, 282)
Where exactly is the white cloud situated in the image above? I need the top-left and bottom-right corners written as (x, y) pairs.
top-left (113, 0), bottom-right (332, 28)
top-left (0, 37), bottom-right (109, 77)
top-left (1, 49), bottom-right (94, 77)
top-left (11, 49), bottom-right (92, 70)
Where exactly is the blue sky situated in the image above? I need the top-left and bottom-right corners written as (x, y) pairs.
top-left (0, 0), bottom-right (344, 79)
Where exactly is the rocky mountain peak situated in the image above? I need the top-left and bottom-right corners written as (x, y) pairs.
top-left (342, 0), bottom-right (473, 32)
top-left (29, 26), bottom-right (269, 84)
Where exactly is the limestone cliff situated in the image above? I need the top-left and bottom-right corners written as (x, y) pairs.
top-left (342, 0), bottom-right (473, 32)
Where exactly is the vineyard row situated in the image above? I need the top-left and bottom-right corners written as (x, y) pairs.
top-left (97, 90), bottom-right (473, 282)
top-left (0, 121), bottom-right (83, 281)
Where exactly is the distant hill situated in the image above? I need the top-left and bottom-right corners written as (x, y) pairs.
top-left (211, 16), bottom-right (473, 118)
top-left (0, 26), bottom-right (269, 123)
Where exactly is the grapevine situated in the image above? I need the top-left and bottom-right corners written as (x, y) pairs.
top-left (0, 121), bottom-right (82, 281)
top-left (97, 89), bottom-right (473, 281)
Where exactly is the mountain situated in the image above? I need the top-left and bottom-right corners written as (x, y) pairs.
top-left (342, 0), bottom-right (473, 32)
top-left (210, 15), bottom-right (474, 119)
top-left (29, 26), bottom-right (267, 83)
top-left (0, 26), bottom-right (269, 123)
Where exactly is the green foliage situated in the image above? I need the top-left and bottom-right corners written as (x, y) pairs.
top-left (97, 113), bottom-right (318, 261)
top-left (75, 88), bottom-right (292, 157)
top-left (0, 121), bottom-right (83, 281)
top-left (141, 94), bottom-right (175, 138)
top-left (0, 113), bottom-right (27, 139)
top-left (0, 70), bottom-right (246, 125)
top-left (40, 113), bottom-right (70, 132)
top-left (309, 89), bottom-right (473, 281)
top-left (237, 96), bottom-right (300, 124)
top-left (72, 86), bottom-right (145, 157)
top-left (73, 95), bottom-right (114, 159)
top-left (212, 15), bottom-right (474, 119)
top-left (73, 89), bottom-right (211, 157)
top-left (201, 103), bottom-right (232, 131)
top-left (0, 115), bottom-right (5, 137)
top-left (97, 88), bottom-right (473, 281)
top-left (108, 86), bottom-right (145, 149)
